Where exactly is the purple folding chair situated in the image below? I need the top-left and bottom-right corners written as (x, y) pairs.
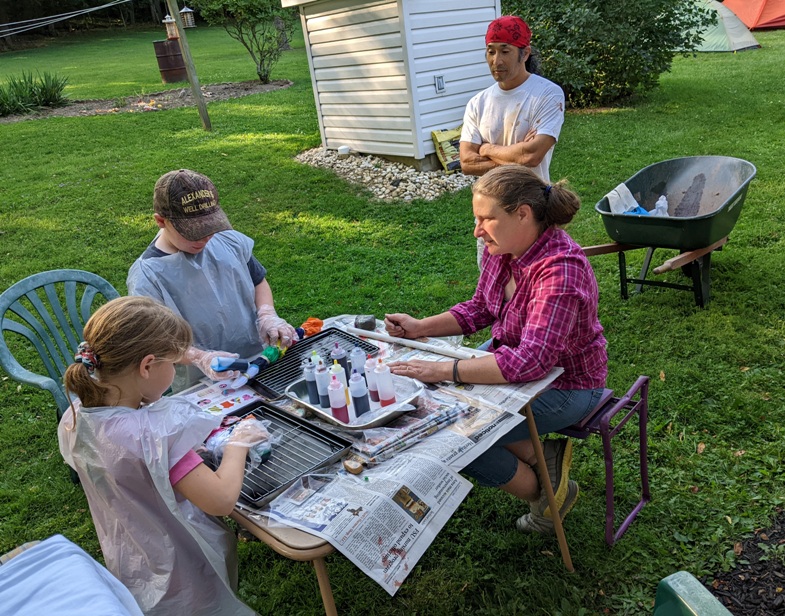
top-left (558, 375), bottom-right (651, 545)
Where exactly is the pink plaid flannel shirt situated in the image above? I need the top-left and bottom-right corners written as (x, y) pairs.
top-left (450, 227), bottom-right (607, 389)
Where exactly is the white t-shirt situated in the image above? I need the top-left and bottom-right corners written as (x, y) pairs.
top-left (461, 74), bottom-right (565, 182)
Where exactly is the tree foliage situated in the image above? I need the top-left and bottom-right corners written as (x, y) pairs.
top-left (502, 0), bottom-right (714, 107)
top-left (189, 0), bottom-right (297, 83)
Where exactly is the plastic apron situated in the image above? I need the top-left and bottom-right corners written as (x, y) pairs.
top-left (127, 230), bottom-right (264, 390)
top-left (58, 397), bottom-right (257, 616)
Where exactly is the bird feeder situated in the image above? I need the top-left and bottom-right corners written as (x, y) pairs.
top-left (180, 7), bottom-right (196, 28)
top-left (162, 14), bottom-right (178, 40)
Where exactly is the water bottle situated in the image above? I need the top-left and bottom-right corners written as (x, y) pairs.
top-left (349, 369), bottom-right (371, 417)
top-left (330, 342), bottom-right (349, 374)
top-left (364, 355), bottom-right (379, 402)
top-left (330, 359), bottom-right (352, 415)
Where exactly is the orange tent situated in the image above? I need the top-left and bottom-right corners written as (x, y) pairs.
top-left (723, 0), bottom-right (785, 29)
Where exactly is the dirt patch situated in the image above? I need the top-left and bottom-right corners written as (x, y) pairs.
top-left (702, 509), bottom-right (785, 615)
top-left (0, 79), bottom-right (292, 124)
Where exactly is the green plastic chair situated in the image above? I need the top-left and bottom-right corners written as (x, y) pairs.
top-left (654, 571), bottom-right (732, 615)
top-left (0, 269), bottom-right (120, 422)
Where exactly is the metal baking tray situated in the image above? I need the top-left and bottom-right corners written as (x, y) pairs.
top-left (220, 400), bottom-right (352, 505)
top-left (247, 327), bottom-right (378, 399)
top-left (285, 373), bottom-right (424, 431)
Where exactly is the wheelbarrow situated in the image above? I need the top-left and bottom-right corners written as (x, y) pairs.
top-left (584, 156), bottom-right (757, 307)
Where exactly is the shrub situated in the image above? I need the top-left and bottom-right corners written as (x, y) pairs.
top-left (189, 0), bottom-right (298, 84)
top-left (0, 71), bottom-right (69, 117)
top-left (502, 0), bottom-right (713, 108)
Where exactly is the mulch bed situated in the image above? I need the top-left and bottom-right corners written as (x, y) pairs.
top-left (702, 508), bottom-right (785, 615)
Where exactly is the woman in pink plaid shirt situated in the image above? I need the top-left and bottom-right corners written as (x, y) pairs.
top-left (386, 165), bottom-right (607, 534)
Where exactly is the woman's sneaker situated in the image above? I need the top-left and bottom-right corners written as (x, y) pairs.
top-left (540, 438), bottom-right (573, 518)
top-left (515, 480), bottom-right (580, 535)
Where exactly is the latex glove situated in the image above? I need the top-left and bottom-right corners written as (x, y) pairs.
top-left (255, 304), bottom-right (297, 348)
top-left (226, 418), bottom-right (271, 448)
top-left (185, 347), bottom-right (240, 381)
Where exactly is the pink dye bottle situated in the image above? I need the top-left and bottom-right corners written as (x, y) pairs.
top-left (364, 355), bottom-right (380, 402)
top-left (328, 375), bottom-right (350, 423)
top-left (373, 359), bottom-right (397, 407)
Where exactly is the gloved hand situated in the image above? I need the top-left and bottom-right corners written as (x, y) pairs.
top-left (185, 347), bottom-right (241, 382)
top-left (226, 418), bottom-right (271, 448)
top-left (256, 304), bottom-right (297, 348)
top-left (205, 417), bottom-right (275, 471)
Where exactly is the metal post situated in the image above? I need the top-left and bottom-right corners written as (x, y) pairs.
top-left (165, 0), bottom-right (211, 131)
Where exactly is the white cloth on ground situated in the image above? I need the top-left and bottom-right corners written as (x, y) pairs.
top-left (0, 534), bottom-right (144, 616)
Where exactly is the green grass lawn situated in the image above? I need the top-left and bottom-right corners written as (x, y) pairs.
top-left (1, 25), bottom-right (784, 616)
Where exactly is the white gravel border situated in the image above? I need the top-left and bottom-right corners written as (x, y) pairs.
top-left (296, 147), bottom-right (475, 202)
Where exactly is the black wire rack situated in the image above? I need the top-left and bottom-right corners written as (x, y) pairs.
top-left (223, 401), bottom-right (352, 505)
top-left (248, 327), bottom-right (379, 399)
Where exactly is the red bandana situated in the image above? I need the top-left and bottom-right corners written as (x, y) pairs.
top-left (485, 16), bottom-right (531, 48)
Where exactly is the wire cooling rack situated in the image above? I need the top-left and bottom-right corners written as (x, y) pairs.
top-left (224, 401), bottom-right (352, 505)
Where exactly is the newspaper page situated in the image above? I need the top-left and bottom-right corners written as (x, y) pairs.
top-left (178, 379), bottom-right (263, 416)
top-left (259, 452), bottom-right (472, 596)
top-left (237, 389), bottom-right (526, 595)
top-left (392, 347), bottom-right (563, 414)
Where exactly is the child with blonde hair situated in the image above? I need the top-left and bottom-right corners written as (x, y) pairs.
top-left (59, 296), bottom-right (261, 616)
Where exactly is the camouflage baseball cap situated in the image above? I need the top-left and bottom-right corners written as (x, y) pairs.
top-left (153, 169), bottom-right (232, 241)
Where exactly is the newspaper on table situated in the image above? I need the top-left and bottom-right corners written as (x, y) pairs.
top-left (258, 452), bottom-right (471, 596)
top-left (238, 386), bottom-right (536, 595)
top-left (229, 315), bottom-right (562, 595)
top-left (348, 398), bottom-right (468, 467)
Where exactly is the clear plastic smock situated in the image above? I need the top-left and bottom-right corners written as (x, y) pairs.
top-left (58, 396), bottom-right (256, 616)
top-left (127, 231), bottom-right (264, 390)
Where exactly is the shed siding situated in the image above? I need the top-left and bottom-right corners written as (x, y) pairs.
top-left (290, 0), bottom-right (499, 161)
top-left (301, 0), bottom-right (415, 156)
top-left (403, 1), bottom-right (498, 158)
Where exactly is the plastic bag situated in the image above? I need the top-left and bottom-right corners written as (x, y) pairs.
top-left (204, 416), bottom-right (280, 475)
top-left (651, 195), bottom-right (669, 217)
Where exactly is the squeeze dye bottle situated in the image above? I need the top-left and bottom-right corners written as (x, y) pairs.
top-left (349, 369), bottom-right (371, 417)
top-left (364, 355), bottom-right (380, 402)
top-left (330, 342), bottom-right (349, 374)
top-left (330, 359), bottom-right (351, 410)
top-left (314, 361), bottom-right (331, 408)
top-left (350, 344), bottom-right (367, 378)
top-left (302, 358), bottom-right (320, 405)
top-left (374, 359), bottom-right (397, 407)
top-left (310, 349), bottom-right (323, 369)
top-left (328, 375), bottom-right (350, 423)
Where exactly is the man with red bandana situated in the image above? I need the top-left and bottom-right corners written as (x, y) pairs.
top-left (460, 16), bottom-right (565, 182)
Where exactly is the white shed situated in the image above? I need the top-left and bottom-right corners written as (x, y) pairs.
top-left (282, 0), bottom-right (500, 169)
